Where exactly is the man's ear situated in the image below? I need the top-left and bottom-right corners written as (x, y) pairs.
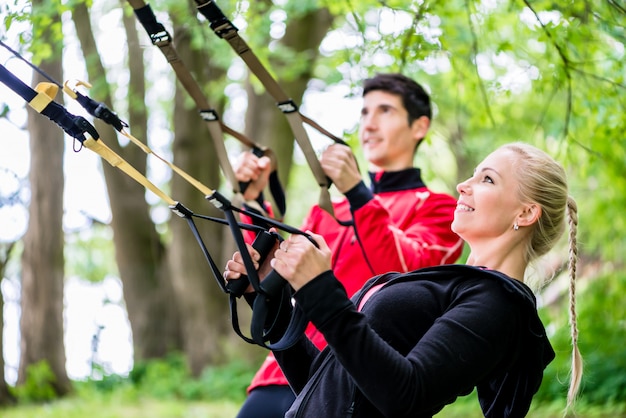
top-left (411, 116), bottom-right (430, 143)
top-left (517, 203), bottom-right (542, 227)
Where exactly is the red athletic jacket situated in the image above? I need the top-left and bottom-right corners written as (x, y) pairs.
top-left (246, 168), bottom-right (464, 392)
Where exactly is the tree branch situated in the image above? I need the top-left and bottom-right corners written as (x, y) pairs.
top-left (607, 0), bottom-right (626, 15)
top-left (398, 2), bottom-right (429, 71)
top-left (521, 0), bottom-right (573, 139)
top-left (464, 0), bottom-right (496, 126)
top-left (571, 67), bottom-right (626, 91)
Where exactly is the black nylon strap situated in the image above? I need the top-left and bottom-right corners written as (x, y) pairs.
top-left (40, 102), bottom-right (99, 141)
top-left (0, 64), bottom-right (99, 142)
top-left (133, 3), bottom-right (168, 39)
top-left (0, 64), bottom-right (36, 101)
top-left (207, 190), bottom-right (312, 349)
top-left (250, 274), bottom-right (309, 350)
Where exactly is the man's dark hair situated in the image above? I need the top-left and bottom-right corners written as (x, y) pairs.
top-left (362, 73), bottom-right (432, 125)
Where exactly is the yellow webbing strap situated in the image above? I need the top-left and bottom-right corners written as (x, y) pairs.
top-left (29, 82), bottom-right (59, 112)
top-left (60, 79), bottom-right (219, 200)
top-left (82, 137), bottom-right (180, 206)
top-left (119, 129), bottom-right (214, 196)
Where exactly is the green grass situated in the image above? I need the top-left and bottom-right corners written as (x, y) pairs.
top-left (431, 389), bottom-right (626, 417)
top-left (435, 401), bottom-right (626, 417)
top-left (3, 354), bottom-right (625, 417)
top-left (1, 395), bottom-right (625, 418)
top-left (0, 396), bottom-right (241, 418)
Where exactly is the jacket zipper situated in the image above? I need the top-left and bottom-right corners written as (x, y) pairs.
top-left (346, 384), bottom-right (356, 417)
top-left (294, 353), bottom-right (333, 417)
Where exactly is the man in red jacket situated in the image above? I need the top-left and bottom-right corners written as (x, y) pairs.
top-left (234, 73), bottom-right (464, 418)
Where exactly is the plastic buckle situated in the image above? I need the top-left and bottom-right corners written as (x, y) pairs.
top-left (170, 202), bottom-right (193, 218)
top-left (150, 28), bottom-right (171, 45)
top-left (206, 190), bottom-right (231, 210)
top-left (199, 109), bottom-right (219, 121)
top-left (63, 79), bottom-right (92, 99)
top-left (75, 117), bottom-right (100, 141)
top-left (277, 99), bottom-right (298, 114)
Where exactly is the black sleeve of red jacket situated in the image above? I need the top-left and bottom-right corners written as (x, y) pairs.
top-left (344, 180), bottom-right (374, 211)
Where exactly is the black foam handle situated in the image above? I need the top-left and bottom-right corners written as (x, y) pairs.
top-left (226, 230), bottom-right (277, 297)
top-left (259, 270), bottom-right (286, 298)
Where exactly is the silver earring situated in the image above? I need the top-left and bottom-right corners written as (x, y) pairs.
top-left (514, 223), bottom-right (519, 231)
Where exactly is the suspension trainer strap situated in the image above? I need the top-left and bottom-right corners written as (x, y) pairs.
top-left (0, 64), bottom-right (236, 333)
top-left (193, 0), bottom-right (351, 218)
top-left (0, 65), bottom-right (180, 209)
top-left (0, 40), bottom-right (130, 134)
top-left (0, 65), bottom-right (92, 140)
top-left (1, 61), bottom-right (306, 350)
top-left (208, 191), bottom-right (309, 349)
top-left (127, 0), bottom-right (285, 218)
top-left (0, 41), bottom-right (224, 201)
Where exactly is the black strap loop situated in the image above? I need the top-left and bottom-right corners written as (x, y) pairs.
top-left (205, 190), bottom-right (310, 349)
top-left (134, 4), bottom-right (172, 44)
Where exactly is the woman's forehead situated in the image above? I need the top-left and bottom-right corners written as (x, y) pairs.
top-left (478, 148), bottom-right (518, 170)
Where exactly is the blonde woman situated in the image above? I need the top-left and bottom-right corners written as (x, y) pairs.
top-left (225, 142), bottom-right (582, 418)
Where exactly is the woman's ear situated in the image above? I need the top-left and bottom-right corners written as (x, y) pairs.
top-left (517, 203), bottom-right (541, 227)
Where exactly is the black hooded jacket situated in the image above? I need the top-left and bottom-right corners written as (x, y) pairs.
top-left (273, 265), bottom-right (555, 418)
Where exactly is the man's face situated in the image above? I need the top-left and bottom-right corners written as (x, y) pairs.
top-left (358, 90), bottom-right (427, 172)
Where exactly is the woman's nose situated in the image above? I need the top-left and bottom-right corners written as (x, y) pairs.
top-left (456, 179), bottom-right (470, 195)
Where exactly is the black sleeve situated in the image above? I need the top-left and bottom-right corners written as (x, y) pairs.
top-left (272, 335), bottom-right (322, 394)
top-left (272, 270), bottom-right (352, 394)
top-left (294, 273), bottom-right (523, 416)
top-left (344, 180), bottom-right (374, 211)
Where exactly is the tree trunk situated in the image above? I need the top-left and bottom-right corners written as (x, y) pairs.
top-left (71, 2), bottom-right (182, 362)
top-left (18, 1), bottom-right (70, 395)
top-left (0, 243), bottom-right (16, 405)
top-left (166, 18), bottom-right (234, 376)
top-left (245, 8), bottom-right (334, 189)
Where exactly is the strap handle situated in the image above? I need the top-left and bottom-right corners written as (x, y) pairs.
top-left (206, 190), bottom-right (312, 349)
top-left (128, 0), bottom-right (286, 219)
top-left (194, 0), bottom-right (352, 218)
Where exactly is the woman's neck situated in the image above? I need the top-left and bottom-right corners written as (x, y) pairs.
top-left (466, 240), bottom-right (528, 281)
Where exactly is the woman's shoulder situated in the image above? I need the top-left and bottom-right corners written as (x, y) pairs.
top-left (376, 265), bottom-right (537, 308)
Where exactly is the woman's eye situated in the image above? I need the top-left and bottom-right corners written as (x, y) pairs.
top-left (483, 176), bottom-right (494, 184)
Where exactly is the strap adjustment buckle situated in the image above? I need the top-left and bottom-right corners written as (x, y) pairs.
top-left (206, 190), bottom-right (231, 210)
top-left (150, 26), bottom-right (172, 45)
top-left (277, 99), bottom-right (298, 114)
top-left (74, 117), bottom-right (100, 142)
top-left (199, 109), bottom-right (219, 121)
top-left (169, 202), bottom-right (193, 218)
